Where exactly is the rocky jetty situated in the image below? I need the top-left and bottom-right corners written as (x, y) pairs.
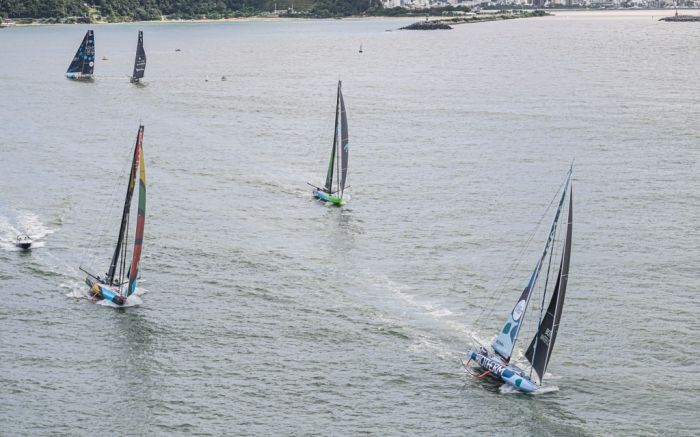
top-left (659, 14), bottom-right (700, 22)
top-left (400, 20), bottom-right (452, 30)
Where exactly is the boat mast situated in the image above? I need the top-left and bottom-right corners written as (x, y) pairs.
top-left (324, 82), bottom-right (340, 193)
top-left (106, 128), bottom-right (142, 285)
top-left (121, 213), bottom-right (130, 288)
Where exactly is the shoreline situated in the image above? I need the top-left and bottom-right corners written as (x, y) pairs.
top-left (5, 16), bottom-right (416, 27)
top-left (4, 8), bottom-right (698, 27)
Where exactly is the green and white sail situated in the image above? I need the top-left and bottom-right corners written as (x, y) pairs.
top-left (321, 80), bottom-right (349, 199)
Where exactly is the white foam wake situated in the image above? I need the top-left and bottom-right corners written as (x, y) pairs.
top-left (0, 212), bottom-right (56, 251)
top-left (499, 383), bottom-right (560, 395)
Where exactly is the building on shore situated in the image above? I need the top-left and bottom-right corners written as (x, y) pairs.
top-left (380, 0), bottom-right (698, 8)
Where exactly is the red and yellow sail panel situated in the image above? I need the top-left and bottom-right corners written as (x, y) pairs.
top-left (127, 126), bottom-right (146, 297)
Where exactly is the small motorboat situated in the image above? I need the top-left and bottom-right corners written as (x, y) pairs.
top-left (15, 234), bottom-right (32, 250)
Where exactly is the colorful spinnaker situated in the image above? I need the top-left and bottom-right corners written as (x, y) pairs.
top-left (81, 125), bottom-right (146, 306)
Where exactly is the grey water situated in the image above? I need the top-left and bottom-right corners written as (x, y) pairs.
top-left (1, 13), bottom-right (698, 435)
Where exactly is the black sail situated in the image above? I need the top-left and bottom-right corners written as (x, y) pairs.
top-left (132, 31), bottom-right (146, 81)
top-left (67, 30), bottom-right (95, 76)
top-left (323, 82), bottom-right (341, 193)
top-left (338, 83), bottom-right (349, 197)
top-left (525, 186), bottom-right (573, 382)
top-left (106, 127), bottom-right (143, 285)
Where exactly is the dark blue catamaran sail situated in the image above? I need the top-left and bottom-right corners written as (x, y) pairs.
top-left (131, 31), bottom-right (146, 83)
top-left (66, 30), bottom-right (95, 80)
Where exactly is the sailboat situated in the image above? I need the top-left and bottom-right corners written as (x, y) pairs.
top-left (66, 30), bottom-right (95, 80)
top-left (359, 43), bottom-right (363, 53)
top-left (466, 167), bottom-right (573, 393)
top-left (130, 30), bottom-right (146, 84)
top-left (81, 125), bottom-right (146, 306)
top-left (309, 80), bottom-right (349, 206)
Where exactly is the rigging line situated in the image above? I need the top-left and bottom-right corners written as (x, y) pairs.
top-left (471, 174), bottom-right (572, 336)
top-left (122, 212), bottom-right (130, 294)
top-left (81, 137), bottom-right (138, 274)
top-left (117, 211), bottom-right (127, 291)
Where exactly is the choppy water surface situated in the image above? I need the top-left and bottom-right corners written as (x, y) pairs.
top-left (1, 12), bottom-right (698, 435)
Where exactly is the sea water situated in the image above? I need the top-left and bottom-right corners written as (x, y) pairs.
top-left (1, 13), bottom-right (698, 435)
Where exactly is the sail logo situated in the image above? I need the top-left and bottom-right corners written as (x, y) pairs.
top-left (475, 354), bottom-right (506, 376)
top-left (539, 327), bottom-right (552, 346)
top-left (344, 143), bottom-right (349, 152)
top-left (512, 300), bottom-right (526, 321)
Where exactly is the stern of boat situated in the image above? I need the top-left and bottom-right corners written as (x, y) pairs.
top-left (66, 73), bottom-right (93, 81)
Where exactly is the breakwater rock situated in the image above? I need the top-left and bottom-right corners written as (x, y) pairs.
top-left (659, 14), bottom-right (700, 22)
top-left (400, 21), bottom-right (452, 30)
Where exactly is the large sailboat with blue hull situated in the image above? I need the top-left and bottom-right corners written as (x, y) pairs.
top-left (81, 125), bottom-right (146, 306)
top-left (466, 167), bottom-right (573, 393)
top-left (66, 30), bottom-right (95, 80)
top-left (309, 80), bottom-right (349, 206)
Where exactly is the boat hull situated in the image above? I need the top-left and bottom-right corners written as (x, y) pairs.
top-left (467, 350), bottom-right (538, 393)
top-left (313, 190), bottom-right (342, 205)
top-left (66, 73), bottom-right (93, 81)
top-left (85, 277), bottom-right (125, 306)
top-left (15, 242), bottom-right (31, 250)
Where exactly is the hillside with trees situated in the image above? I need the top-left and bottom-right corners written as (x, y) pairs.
top-left (0, 0), bottom-right (87, 19)
top-left (0, 0), bottom-right (382, 20)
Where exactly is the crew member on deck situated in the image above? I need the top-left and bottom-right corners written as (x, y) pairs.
top-left (88, 283), bottom-right (103, 301)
